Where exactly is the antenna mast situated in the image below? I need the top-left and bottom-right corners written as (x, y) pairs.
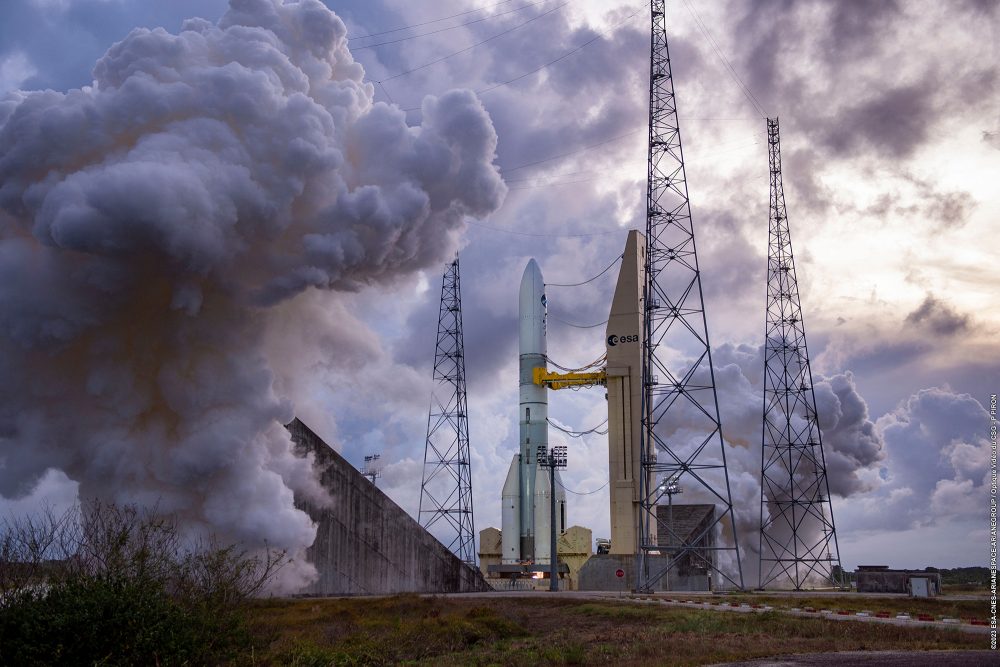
top-left (419, 256), bottom-right (477, 566)
top-left (637, 0), bottom-right (744, 592)
top-left (758, 118), bottom-right (842, 589)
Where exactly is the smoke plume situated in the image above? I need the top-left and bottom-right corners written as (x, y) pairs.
top-left (702, 344), bottom-right (886, 587)
top-left (0, 0), bottom-right (505, 588)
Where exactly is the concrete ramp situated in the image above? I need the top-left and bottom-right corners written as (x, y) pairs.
top-left (288, 419), bottom-right (491, 595)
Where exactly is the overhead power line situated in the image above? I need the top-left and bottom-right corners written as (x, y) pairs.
top-left (681, 0), bottom-right (767, 117)
top-left (381, 0), bottom-right (571, 82)
top-left (465, 220), bottom-right (623, 238)
top-left (349, 0), bottom-right (523, 40)
top-left (502, 129), bottom-right (644, 173)
top-left (472, 4), bottom-right (645, 96)
top-left (398, 2), bottom-right (645, 111)
top-left (351, 0), bottom-right (550, 50)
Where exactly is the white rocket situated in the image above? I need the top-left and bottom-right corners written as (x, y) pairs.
top-left (501, 259), bottom-right (566, 564)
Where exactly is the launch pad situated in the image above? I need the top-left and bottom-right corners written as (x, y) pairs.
top-left (482, 229), bottom-right (720, 591)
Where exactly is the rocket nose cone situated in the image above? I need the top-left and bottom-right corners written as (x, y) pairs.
top-left (519, 259), bottom-right (545, 312)
top-left (519, 258), bottom-right (546, 354)
top-left (521, 258), bottom-right (543, 286)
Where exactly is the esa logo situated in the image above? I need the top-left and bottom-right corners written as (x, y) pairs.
top-left (607, 333), bottom-right (639, 346)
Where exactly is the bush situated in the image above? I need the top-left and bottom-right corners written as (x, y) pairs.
top-left (0, 502), bottom-right (284, 666)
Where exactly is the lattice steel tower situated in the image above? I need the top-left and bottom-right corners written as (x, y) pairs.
top-left (637, 0), bottom-right (743, 592)
top-left (419, 257), bottom-right (476, 566)
top-left (758, 118), bottom-right (841, 589)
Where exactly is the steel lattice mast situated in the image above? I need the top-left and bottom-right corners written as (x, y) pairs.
top-left (637, 0), bottom-right (743, 592)
top-left (419, 256), bottom-right (476, 566)
top-left (758, 118), bottom-right (842, 590)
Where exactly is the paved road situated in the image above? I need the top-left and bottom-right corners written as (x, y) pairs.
top-left (707, 650), bottom-right (996, 666)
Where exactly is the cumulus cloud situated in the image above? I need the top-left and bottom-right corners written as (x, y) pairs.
top-left (0, 0), bottom-right (504, 589)
top-left (838, 387), bottom-right (993, 539)
top-left (709, 344), bottom-right (884, 586)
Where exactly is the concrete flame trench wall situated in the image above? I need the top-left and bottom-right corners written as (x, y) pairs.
top-left (288, 419), bottom-right (491, 595)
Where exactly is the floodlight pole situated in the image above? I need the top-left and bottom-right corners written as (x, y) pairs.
top-left (550, 460), bottom-right (558, 592)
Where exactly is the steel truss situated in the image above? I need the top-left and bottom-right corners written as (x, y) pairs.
top-left (637, 0), bottom-right (743, 592)
top-left (419, 257), bottom-right (476, 566)
top-left (758, 118), bottom-right (842, 589)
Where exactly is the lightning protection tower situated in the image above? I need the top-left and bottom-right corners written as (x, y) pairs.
top-left (758, 117), bottom-right (842, 589)
top-left (637, 0), bottom-right (743, 592)
top-left (419, 256), bottom-right (476, 566)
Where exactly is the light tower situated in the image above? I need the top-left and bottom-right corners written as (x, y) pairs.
top-left (637, 0), bottom-right (743, 591)
top-left (419, 257), bottom-right (476, 566)
top-left (758, 117), bottom-right (842, 590)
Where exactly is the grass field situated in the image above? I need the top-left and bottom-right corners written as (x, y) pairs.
top-left (721, 591), bottom-right (990, 620)
top-left (238, 595), bottom-right (988, 666)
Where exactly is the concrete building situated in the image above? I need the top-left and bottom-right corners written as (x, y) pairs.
top-left (288, 419), bottom-right (491, 595)
top-left (855, 565), bottom-right (941, 596)
top-left (656, 504), bottom-right (716, 575)
top-left (479, 525), bottom-right (592, 590)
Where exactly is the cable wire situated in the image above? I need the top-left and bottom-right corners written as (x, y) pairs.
top-left (349, 0), bottom-right (523, 39)
top-left (556, 479), bottom-right (610, 495)
top-left (465, 220), bottom-right (623, 238)
top-left (502, 129), bottom-right (643, 173)
top-left (398, 3), bottom-right (644, 112)
top-left (381, 0), bottom-right (570, 82)
top-left (472, 3), bottom-right (644, 97)
top-left (546, 253), bottom-right (623, 287)
top-left (681, 0), bottom-right (767, 117)
top-left (544, 353), bottom-right (606, 373)
top-left (548, 314), bottom-right (609, 329)
top-left (548, 417), bottom-right (609, 436)
top-left (351, 0), bottom-right (550, 50)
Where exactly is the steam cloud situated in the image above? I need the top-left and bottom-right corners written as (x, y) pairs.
top-left (703, 344), bottom-right (886, 587)
top-left (0, 0), bottom-right (505, 588)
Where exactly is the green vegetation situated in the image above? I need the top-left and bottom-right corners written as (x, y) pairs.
top-left (1, 510), bottom-right (989, 667)
top-left (723, 592), bottom-right (989, 620)
top-left (240, 595), bottom-right (985, 666)
top-left (0, 503), bottom-right (283, 666)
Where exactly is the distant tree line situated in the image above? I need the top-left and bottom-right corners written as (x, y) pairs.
top-left (921, 566), bottom-right (990, 586)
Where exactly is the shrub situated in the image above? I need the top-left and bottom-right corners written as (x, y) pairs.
top-left (0, 502), bottom-right (284, 666)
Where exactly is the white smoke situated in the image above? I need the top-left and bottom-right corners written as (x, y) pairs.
top-left (706, 344), bottom-right (886, 587)
top-left (0, 0), bottom-right (505, 589)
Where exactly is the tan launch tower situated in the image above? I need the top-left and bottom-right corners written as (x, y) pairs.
top-left (604, 230), bottom-right (653, 555)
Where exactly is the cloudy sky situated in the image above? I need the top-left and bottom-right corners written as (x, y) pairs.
top-left (0, 0), bottom-right (997, 583)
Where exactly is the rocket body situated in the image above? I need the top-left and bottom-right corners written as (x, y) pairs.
top-left (501, 259), bottom-right (549, 563)
top-left (501, 259), bottom-right (567, 565)
top-left (518, 258), bottom-right (547, 560)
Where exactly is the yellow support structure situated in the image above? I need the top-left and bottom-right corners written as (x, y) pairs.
top-left (532, 367), bottom-right (607, 391)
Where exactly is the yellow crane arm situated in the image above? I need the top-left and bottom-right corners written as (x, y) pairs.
top-left (533, 367), bottom-right (607, 390)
